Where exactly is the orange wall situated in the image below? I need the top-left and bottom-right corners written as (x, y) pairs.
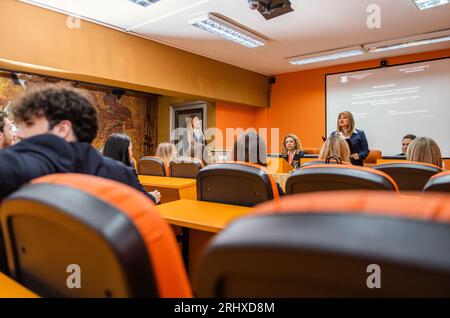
top-left (215, 102), bottom-right (259, 148)
top-left (215, 49), bottom-right (450, 151)
top-left (216, 102), bottom-right (258, 130)
top-left (0, 0), bottom-right (269, 107)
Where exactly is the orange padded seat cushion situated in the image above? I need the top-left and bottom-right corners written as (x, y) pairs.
top-left (253, 191), bottom-right (450, 222)
top-left (31, 174), bottom-right (192, 298)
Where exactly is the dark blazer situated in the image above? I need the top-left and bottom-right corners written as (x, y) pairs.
top-left (0, 134), bottom-right (156, 203)
top-left (282, 151), bottom-right (305, 168)
top-left (331, 129), bottom-right (369, 166)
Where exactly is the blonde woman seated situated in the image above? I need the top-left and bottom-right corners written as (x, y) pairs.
top-left (406, 137), bottom-right (443, 169)
top-left (318, 135), bottom-right (351, 164)
top-left (282, 133), bottom-right (304, 169)
top-left (155, 142), bottom-right (177, 163)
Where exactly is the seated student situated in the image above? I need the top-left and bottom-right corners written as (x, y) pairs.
top-left (0, 111), bottom-right (15, 150)
top-left (103, 133), bottom-right (161, 203)
top-left (406, 136), bottom-right (443, 169)
top-left (398, 134), bottom-right (416, 156)
top-left (155, 142), bottom-right (177, 163)
top-left (282, 133), bottom-right (304, 169)
top-left (0, 84), bottom-right (157, 202)
top-left (232, 130), bottom-right (284, 196)
top-left (318, 135), bottom-right (351, 164)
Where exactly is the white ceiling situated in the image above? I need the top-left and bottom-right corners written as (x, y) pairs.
top-left (19, 0), bottom-right (450, 75)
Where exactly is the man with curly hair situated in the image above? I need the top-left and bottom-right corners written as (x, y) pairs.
top-left (0, 84), bottom-right (159, 203)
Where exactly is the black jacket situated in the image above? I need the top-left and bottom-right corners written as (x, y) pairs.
top-left (0, 134), bottom-right (155, 202)
top-left (282, 151), bottom-right (304, 168)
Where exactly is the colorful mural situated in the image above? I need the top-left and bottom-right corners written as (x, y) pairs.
top-left (0, 70), bottom-right (158, 159)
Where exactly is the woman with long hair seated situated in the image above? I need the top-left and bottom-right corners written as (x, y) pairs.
top-left (318, 135), bottom-right (351, 164)
top-left (406, 136), bottom-right (443, 169)
top-left (232, 130), bottom-right (284, 195)
top-left (155, 142), bottom-right (177, 163)
top-left (103, 133), bottom-right (161, 203)
top-left (282, 133), bottom-right (304, 169)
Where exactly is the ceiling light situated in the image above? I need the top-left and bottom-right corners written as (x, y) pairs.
top-left (365, 30), bottom-right (450, 53)
top-left (412, 0), bottom-right (449, 10)
top-left (128, 0), bottom-right (161, 8)
top-left (287, 46), bottom-right (366, 65)
top-left (188, 13), bottom-right (267, 48)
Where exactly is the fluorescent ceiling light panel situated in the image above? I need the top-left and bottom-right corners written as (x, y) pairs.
top-left (188, 13), bottom-right (266, 48)
top-left (365, 30), bottom-right (450, 53)
top-left (288, 47), bottom-right (366, 65)
top-left (128, 0), bottom-right (161, 8)
top-left (412, 0), bottom-right (449, 10)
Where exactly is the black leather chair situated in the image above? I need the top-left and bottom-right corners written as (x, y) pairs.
top-left (169, 157), bottom-right (204, 179)
top-left (423, 171), bottom-right (450, 193)
top-left (373, 162), bottom-right (442, 191)
top-left (197, 191), bottom-right (450, 297)
top-left (286, 164), bottom-right (398, 194)
top-left (137, 156), bottom-right (169, 176)
top-left (196, 162), bottom-right (279, 207)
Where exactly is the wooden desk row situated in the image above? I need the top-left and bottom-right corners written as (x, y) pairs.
top-left (0, 272), bottom-right (38, 298)
top-left (138, 175), bottom-right (197, 203)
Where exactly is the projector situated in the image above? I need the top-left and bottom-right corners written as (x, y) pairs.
top-left (248, 0), bottom-right (294, 20)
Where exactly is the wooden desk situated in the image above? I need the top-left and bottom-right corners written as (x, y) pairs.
top-left (267, 158), bottom-right (293, 174)
top-left (156, 199), bottom-right (252, 233)
top-left (376, 159), bottom-right (407, 165)
top-left (138, 175), bottom-right (197, 203)
top-left (156, 199), bottom-right (253, 286)
top-left (0, 272), bottom-right (38, 298)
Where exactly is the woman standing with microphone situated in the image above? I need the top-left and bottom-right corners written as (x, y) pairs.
top-left (331, 111), bottom-right (369, 166)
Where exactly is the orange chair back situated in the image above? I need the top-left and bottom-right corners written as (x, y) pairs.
top-left (0, 174), bottom-right (191, 298)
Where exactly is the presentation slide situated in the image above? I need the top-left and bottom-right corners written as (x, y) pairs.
top-left (326, 58), bottom-right (450, 157)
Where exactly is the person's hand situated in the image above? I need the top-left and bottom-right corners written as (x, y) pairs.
top-left (350, 153), bottom-right (360, 160)
top-left (149, 190), bottom-right (161, 204)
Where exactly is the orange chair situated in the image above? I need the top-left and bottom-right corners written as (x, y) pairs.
top-left (197, 191), bottom-right (450, 297)
top-left (373, 161), bottom-right (442, 191)
top-left (169, 157), bottom-right (204, 179)
top-left (286, 164), bottom-right (398, 194)
top-left (363, 149), bottom-right (382, 164)
top-left (0, 174), bottom-right (191, 298)
top-left (196, 162), bottom-right (280, 207)
top-left (423, 171), bottom-right (450, 193)
top-left (138, 156), bottom-right (169, 176)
